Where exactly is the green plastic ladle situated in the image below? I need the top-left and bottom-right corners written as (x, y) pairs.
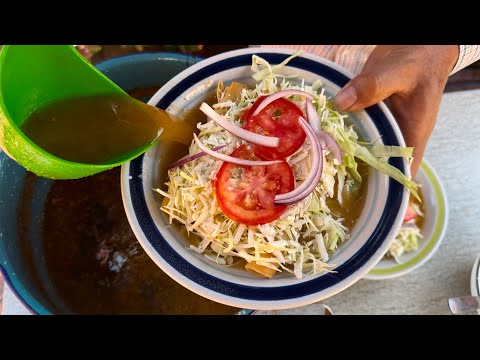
top-left (0, 45), bottom-right (158, 179)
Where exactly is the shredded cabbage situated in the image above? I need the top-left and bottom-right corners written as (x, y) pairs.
top-left (387, 225), bottom-right (422, 261)
top-left (387, 195), bottom-right (424, 261)
top-left (367, 145), bottom-right (414, 158)
top-left (156, 53), bottom-right (418, 279)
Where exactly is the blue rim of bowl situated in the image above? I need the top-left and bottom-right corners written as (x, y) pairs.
top-left (125, 51), bottom-right (407, 303)
top-left (0, 52), bottom-right (254, 316)
top-left (95, 51), bottom-right (204, 73)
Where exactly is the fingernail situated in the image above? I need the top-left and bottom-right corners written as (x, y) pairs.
top-left (334, 85), bottom-right (358, 110)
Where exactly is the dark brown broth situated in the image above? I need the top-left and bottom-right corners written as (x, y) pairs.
top-left (39, 167), bottom-right (239, 314)
top-left (17, 88), bottom-right (239, 314)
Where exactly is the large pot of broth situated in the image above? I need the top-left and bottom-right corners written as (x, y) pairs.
top-left (0, 52), bottom-right (253, 315)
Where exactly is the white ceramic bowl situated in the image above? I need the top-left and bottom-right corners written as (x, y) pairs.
top-left (121, 48), bottom-right (410, 310)
top-left (471, 254), bottom-right (480, 297)
top-left (365, 159), bottom-right (448, 279)
top-left (470, 254), bottom-right (480, 315)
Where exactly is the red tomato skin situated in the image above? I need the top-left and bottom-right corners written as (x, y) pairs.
top-left (243, 97), bottom-right (307, 157)
top-left (214, 145), bottom-right (294, 226)
top-left (403, 205), bottom-right (417, 222)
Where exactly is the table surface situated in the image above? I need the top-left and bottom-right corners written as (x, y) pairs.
top-left (3, 88), bottom-right (480, 315)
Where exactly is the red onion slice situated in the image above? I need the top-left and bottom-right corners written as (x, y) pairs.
top-left (193, 134), bottom-right (282, 167)
top-left (318, 130), bottom-right (343, 165)
top-left (199, 103), bottom-right (279, 148)
top-left (252, 90), bottom-right (315, 116)
top-left (275, 131), bottom-right (323, 206)
top-left (305, 99), bottom-right (343, 165)
top-left (306, 99), bottom-right (321, 134)
top-left (167, 145), bottom-right (227, 170)
top-left (275, 118), bottom-right (321, 201)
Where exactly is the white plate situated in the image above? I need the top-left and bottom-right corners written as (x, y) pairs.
top-left (470, 254), bottom-right (480, 315)
top-left (365, 159), bottom-right (448, 280)
top-left (471, 254), bottom-right (480, 297)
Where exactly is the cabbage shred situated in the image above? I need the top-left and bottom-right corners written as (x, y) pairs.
top-left (387, 200), bottom-right (424, 261)
top-left (156, 53), bottom-right (418, 279)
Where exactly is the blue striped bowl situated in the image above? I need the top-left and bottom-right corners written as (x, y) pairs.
top-left (121, 48), bottom-right (411, 310)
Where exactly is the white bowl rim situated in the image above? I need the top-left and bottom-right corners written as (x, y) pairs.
top-left (121, 47), bottom-right (411, 310)
top-left (471, 254), bottom-right (480, 297)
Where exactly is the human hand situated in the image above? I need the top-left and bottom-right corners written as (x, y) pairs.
top-left (334, 45), bottom-right (459, 177)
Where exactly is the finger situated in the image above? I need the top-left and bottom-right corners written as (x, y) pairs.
top-left (334, 61), bottom-right (415, 112)
top-left (410, 144), bottom-right (424, 178)
top-left (399, 117), bottom-right (429, 178)
top-left (385, 95), bottom-right (438, 178)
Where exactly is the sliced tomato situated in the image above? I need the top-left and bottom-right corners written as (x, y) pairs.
top-left (240, 95), bottom-right (267, 121)
top-left (214, 145), bottom-right (294, 225)
top-left (403, 205), bottom-right (417, 223)
top-left (243, 97), bottom-right (306, 157)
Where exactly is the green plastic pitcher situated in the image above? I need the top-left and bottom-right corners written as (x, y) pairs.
top-left (0, 45), bottom-right (157, 179)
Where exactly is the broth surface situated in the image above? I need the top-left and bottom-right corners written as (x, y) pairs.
top-left (39, 168), bottom-right (239, 314)
top-left (20, 94), bottom-right (195, 164)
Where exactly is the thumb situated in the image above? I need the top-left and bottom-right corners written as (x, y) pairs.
top-left (334, 62), bottom-right (413, 112)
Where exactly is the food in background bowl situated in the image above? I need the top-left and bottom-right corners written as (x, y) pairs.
top-left (366, 159), bottom-right (448, 279)
top-left (122, 48), bottom-right (414, 309)
top-left (155, 53), bottom-right (417, 280)
top-left (386, 189), bottom-right (425, 261)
